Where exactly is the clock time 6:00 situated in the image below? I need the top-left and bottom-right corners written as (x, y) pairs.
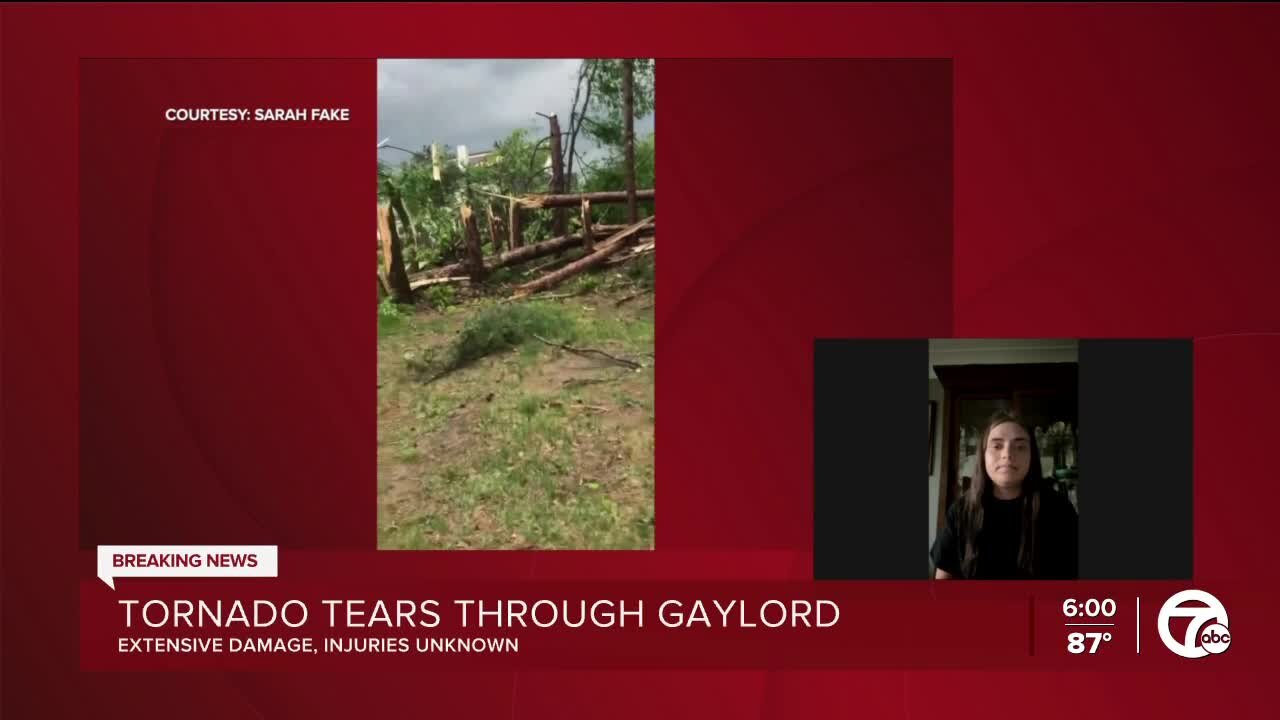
top-left (1062, 598), bottom-right (1116, 618)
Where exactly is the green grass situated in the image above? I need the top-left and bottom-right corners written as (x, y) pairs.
top-left (517, 394), bottom-right (542, 418)
top-left (575, 311), bottom-right (653, 352)
top-left (626, 255), bottom-right (654, 289)
top-left (378, 283), bottom-right (655, 551)
top-left (568, 273), bottom-right (602, 295)
top-left (408, 393), bottom-right (455, 434)
top-left (416, 309), bottom-right (460, 336)
top-left (379, 377), bottom-right (653, 550)
top-left (380, 514), bottom-right (449, 550)
top-left (377, 298), bottom-right (411, 338)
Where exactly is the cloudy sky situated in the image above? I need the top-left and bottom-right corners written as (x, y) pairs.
top-left (377, 59), bottom-right (654, 166)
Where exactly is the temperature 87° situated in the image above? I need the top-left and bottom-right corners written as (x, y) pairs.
top-left (1067, 631), bottom-right (1112, 654)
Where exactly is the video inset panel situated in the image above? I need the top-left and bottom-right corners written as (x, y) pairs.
top-left (815, 338), bottom-right (1192, 580)
top-left (376, 59), bottom-right (656, 550)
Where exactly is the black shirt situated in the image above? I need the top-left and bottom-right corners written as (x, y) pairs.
top-left (930, 486), bottom-right (1078, 580)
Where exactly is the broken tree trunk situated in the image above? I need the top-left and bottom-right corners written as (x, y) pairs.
top-left (378, 205), bottom-right (413, 303)
top-left (581, 198), bottom-right (594, 252)
top-left (460, 205), bottom-right (486, 282)
top-left (487, 203), bottom-right (504, 254)
top-left (518, 189), bottom-right (654, 209)
top-left (622, 58), bottom-right (638, 225)
top-left (513, 216), bottom-right (654, 296)
top-left (508, 198), bottom-right (524, 248)
top-left (378, 214), bottom-right (392, 275)
top-left (546, 114), bottom-right (567, 238)
top-left (390, 191), bottom-right (418, 259)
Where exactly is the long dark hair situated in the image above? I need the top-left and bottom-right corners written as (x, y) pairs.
top-left (959, 411), bottom-right (1046, 578)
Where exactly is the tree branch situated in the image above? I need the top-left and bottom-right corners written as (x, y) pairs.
top-left (524, 134), bottom-right (554, 190)
top-left (532, 334), bottom-right (642, 370)
top-left (566, 59), bottom-right (599, 190)
top-left (573, 146), bottom-right (599, 175)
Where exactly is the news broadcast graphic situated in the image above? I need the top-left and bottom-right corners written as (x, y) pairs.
top-left (375, 59), bottom-right (656, 550)
top-left (5, 4), bottom-right (1280, 718)
top-left (98, 546), bottom-right (278, 589)
top-left (1157, 590), bottom-right (1232, 658)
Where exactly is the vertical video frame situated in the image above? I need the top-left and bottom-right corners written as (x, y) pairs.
top-left (376, 59), bottom-right (656, 550)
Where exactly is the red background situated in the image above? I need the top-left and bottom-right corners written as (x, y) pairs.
top-left (6, 3), bottom-right (1280, 717)
top-left (78, 58), bottom-right (373, 548)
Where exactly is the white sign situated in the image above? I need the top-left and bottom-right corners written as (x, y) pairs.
top-left (97, 545), bottom-right (278, 590)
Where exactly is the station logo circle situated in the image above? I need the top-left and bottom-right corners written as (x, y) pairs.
top-left (1157, 589), bottom-right (1230, 659)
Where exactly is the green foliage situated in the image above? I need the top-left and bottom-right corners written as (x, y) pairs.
top-left (426, 284), bottom-right (456, 310)
top-left (578, 59), bottom-right (655, 150)
top-left (468, 128), bottom-right (552, 198)
top-left (626, 255), bottom-right (654, 290)
top-left (377, 297), bottom-right (410, 337)
top-left (468, 128), bottom-right (557, 245)
top-left (377, 160), bottom-right (394, 202)
top-left (583, 133), bottom-right (655, 191)
top-left (569, 273), bottom-right (602, 295)
top-left (484, 267), bottom-right (519, 287)
top-left (520, 213), bottom-right (555, 246)
top-left (392, 146), bottom-right (467, 217)
top-left (381, 129), bottom-right (564, 266)
top-left (380, 144), bottom-right (470, 268)
top-left (579, 133), bottom-right (656, 225)
top-left (378, 296), bottom-right (408, 317)
top-left (447, 303), bottom-right (577, 371)
top-left (517, 395), bottom-right (542, 418)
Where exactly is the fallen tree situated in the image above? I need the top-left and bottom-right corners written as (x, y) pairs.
top-left (518, 189), bottom-right (654, 209)
top-left (412, 222), bottom-right (654, 281)
top-left (603, 240), bottom-right (655, 267)
top-left (409, 276), bottom-right (470, 291)
top-left (460, 205), bottom-right (486, 282)
top-left (512, 216), bottom-right (655, 297)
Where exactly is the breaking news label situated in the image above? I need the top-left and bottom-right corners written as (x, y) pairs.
top-left (96, 545), bottom-right (278, 589)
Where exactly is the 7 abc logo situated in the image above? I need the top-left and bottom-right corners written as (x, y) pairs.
top-left (1158, 589), bottom-right (1231, 659)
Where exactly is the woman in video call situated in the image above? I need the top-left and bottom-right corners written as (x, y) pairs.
top-left (931, 411), bottom-right (1078, 580)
